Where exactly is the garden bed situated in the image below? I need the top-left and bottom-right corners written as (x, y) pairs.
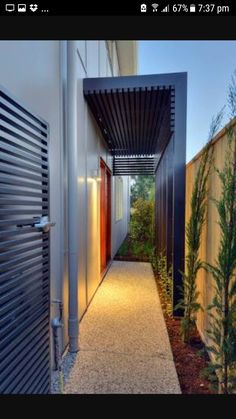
top-left (114, 234), bottom-right (152, 262)
top-left (154, 274), bottom-right (216, 394)
top-left (114, 255), bottom-right (150, 262)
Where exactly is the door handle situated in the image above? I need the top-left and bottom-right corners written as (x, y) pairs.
top-left (34, 216), bottom-right (56, 233)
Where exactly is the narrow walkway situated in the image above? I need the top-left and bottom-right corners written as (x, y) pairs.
top-left (56, 261), bottom-right (180, 394)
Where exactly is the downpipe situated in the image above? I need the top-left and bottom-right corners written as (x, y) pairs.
top-left (67, 41), bottom-right (79, 352)
top-left (51, 299), bottom-right (64, 393)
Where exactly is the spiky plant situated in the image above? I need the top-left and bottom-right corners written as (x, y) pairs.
top-left (151, 250), bottom-right (173, 316)
top-left (177, 111), bottom-right (224, 343)
top-left (204, 73), bottom-right (236, 393)
top-left (157, 252), bottom-right (173, 316)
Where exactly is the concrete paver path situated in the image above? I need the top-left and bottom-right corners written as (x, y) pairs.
top-left (61, 261), bottom-right (181, 393)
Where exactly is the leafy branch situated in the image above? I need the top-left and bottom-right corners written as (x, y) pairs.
top-left (204, 73), bottom-right (236, 393)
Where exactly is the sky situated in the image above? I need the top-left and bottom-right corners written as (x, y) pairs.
top-left (138, 41), bottom-right (236, 162)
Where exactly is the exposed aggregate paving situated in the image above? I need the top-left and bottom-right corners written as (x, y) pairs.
top-left (51, 261), bottom-right (181, 394)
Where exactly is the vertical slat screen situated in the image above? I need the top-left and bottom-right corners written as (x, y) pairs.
top-left (0, 87), bottom-right (50, 394)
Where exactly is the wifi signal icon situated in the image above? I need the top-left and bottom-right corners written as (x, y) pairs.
top-left (152, 3), bottom-right (159, 11)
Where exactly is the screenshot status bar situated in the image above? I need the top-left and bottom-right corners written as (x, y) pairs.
top-left (0, 2), bottom-right (235, 16)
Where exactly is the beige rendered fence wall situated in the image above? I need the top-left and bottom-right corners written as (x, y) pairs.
top-left (185, 118), bottom-right (236, 344)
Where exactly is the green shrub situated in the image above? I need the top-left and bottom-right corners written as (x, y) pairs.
top-left (130, 198), bottom-right (154, 242)
top-left (117, 239), bottom-right (129, 256)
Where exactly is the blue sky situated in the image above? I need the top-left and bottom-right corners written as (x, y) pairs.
top-left (138, 41), bottom-right (236, 162)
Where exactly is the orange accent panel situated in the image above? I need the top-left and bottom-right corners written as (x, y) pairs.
top-left (100, 159), bottom-right (111, 273)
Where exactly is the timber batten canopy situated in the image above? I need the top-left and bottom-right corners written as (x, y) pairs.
top-left (83, 72), bottom-right (187, 316)
top-left (83, 74), bottom-right (175, 175)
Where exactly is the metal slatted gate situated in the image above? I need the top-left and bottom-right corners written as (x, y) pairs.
top-left (0, 87), bottom-right (50, 394)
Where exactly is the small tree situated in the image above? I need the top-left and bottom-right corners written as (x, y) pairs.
top-left (177, 111), bottom-right (223, 343)
top-left (130, 175), bottom-right (155, 206)
top-left (205, 73), bottom-right (236, 393)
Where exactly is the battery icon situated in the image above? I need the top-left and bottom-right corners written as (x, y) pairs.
top-left (190, 4), bottom-right (196, 12)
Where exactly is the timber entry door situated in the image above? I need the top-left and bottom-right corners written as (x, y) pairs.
top-left (100, 159), bottom-right (111, 274)
top-left (0, 87), bottom-right (51, 394)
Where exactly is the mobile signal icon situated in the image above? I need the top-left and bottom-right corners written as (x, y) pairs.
top-left (162, 5), bottom-right (169, 12)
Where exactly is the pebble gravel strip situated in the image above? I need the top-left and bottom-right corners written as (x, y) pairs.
top-left (51, 261), bottom-right (181, 394)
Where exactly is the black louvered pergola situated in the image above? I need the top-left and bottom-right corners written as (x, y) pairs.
top-left (84, 72), bottom-right (187, 315)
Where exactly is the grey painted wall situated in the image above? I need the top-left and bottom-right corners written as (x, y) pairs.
top-left (70, 40), bottom-right (130, 317)
top-left (0, 41), bottom-right (68, 351)
top-left (0, 40), bottom-right (130, 356)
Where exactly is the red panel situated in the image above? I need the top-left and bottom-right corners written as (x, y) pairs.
top-left (106, 171), bottom-right (111, 263)
top-left (100, 159), bottom-right (111, 274)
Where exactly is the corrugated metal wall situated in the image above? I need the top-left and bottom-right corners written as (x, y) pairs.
top-left (155, 136), bottom-right (174, 269)
top-left (185, 118), bottom-right (236, 344)
top-left (155, 133), bottom-right (186, 315)
top-left (154, 74), bottom-right (187, 316)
